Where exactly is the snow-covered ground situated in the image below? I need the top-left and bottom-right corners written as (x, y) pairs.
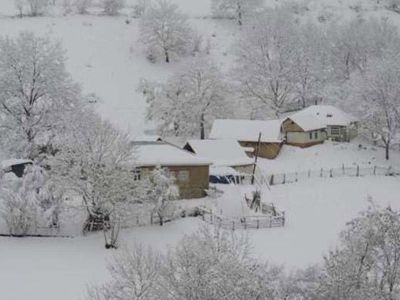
top-left (0, 175), bottom-right (399, 300)
top-left (259, 140), bottom-right (400, 174)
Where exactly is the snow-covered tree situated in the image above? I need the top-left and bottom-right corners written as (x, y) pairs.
top-left (101, 0), bottom-right (124, 16)
top-left (26, 0), bottom-right (49, 16)
top-left (14, 0), bottom-right (25, 17)
top-left (352, 54), bottom-right (400, 160)
top-left (133, 0), bottom-right (151, 17)
top-left (87, 245), bottom-right (163, 300)
top-left (233, 9), bottom-right (297, 117)
top-left (0, 32), bottom-right (83, 159)
top-left (211, 0), bottom-right (264, 25)
top-left (145, 167), bottom-right (178, 226)
top-left (141, 57), bottom-right (231, 139)
top-left (317, 204), bottom-right (400, 299)
top-left (50, 111), bottom-right (140, 235)
top-left (139, 0), bottom-right (192, 63)
top-left (74, 0), bottom-right (92, 14)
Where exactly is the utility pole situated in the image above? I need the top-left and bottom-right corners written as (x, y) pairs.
top-left (251, 132), bottom-right (262, 185)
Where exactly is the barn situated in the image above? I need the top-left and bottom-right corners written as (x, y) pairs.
top-left (209, 119), bottom-right (283, 159)
top-left (132, 141), bottom-right (211, 199)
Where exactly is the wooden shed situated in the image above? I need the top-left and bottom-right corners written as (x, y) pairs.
top-left (132, 142), bottom-right (211, 199)
top-left (209, 119), bottom-right (283, 159)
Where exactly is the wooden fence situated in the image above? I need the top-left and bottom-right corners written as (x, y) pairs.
top-left (266, 165), bottom-right (399, 186)
top-left (201, 212), bottom-right (285, 230)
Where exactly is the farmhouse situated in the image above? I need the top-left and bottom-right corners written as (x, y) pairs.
top-left (132, 141), bottom-right (211, 199)
top-left (1, 159), bottom-right (33, 178)
top-left (282, 105), bottom-right (358, 147)
top-left (209, 119), bottom-right (283, 159)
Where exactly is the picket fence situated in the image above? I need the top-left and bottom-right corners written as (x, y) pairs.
top-left (265, 165), bottom-right (399, 186)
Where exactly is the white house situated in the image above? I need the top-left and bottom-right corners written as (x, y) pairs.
top-left (282, 105), bottom-right (358, 147)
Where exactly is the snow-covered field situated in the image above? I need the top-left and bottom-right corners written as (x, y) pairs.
top-left (1, 0), bottom-right (400, 299)
top-left (0, 175), bottom-right (399, 300)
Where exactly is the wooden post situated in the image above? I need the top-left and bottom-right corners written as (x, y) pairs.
top-left (295, 172), bottom-right (298, 182)
top-left (136, 216), bottom-right (139, 225)
top-left (257, 219), bottom-right (260, 229)
top-left (232, 221), bottom-right (235, 231)
top-left (251, 133), bottom-right (262, 185)
top-left (269, 175), bottom-right (274, 186)
top-left (342, 163), bottom-right (345, 175)
top-left (320, 168), bottom-right (323, 177)
top-left (150, 214), bottom-right (153, 225)
top-left (283, 174), bottom-right (286, 184)
top-left (373, 166), bottom-right (377, 176)
top-left (308, 169), bottom-right (311, 178)
top-left (356, 165), bottom-right (360, 177)
top-left (330, 169), bottom-right (333, 178)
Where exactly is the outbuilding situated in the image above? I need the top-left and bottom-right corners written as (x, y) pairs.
top-left (209, 119), bottom-right (283, 159)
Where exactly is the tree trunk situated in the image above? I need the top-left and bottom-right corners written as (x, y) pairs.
top-left (200, 113), bottom-right (205, 140)
top-left (159, 215), bottom-right (164, 226)
top-left (164, 48), bottom-right (169, 63)
top-left (237, 4), bottom-right (242, 26)
top-left (386, 143), bottom-right (390, 160)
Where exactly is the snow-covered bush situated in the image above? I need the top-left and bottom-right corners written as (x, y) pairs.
top-left (145, 167), bottom-right (178, 226)
top-left (139, 0), bottom-right (192, 63)
top-left (0, 165), bottom-right (63, 236)
top-left (101, 0), bottom-right (124, 16)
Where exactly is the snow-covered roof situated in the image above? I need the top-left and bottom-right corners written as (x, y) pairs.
top-left (133, 135), bottom-right (162, 142)
top-left (185, 139), bottom-right (254, 167)
top-left (209, 119), bottom-right (283, 143)
top-left (288, 105), bottom-right (358, 131)
top-left (1, 159), bottom-right (32, 171)
top-left (210, 166), bottom-right (240, 176)
top-left (132, 142), bottom-right (211, 167)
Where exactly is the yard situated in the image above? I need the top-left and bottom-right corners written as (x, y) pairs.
top-left (0, 174), bottom-right (399, 300)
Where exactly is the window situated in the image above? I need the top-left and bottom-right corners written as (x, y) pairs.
top-left (177, 170), bottom-right (190, 182)
top-left (330, 127), bottom-right (341, 136)
top-left (309, 132), bottom-right (313, 140)
top-left (132, 168), bottom-right (141, 181)
top-left (314, 131), bottom-right (318, 139)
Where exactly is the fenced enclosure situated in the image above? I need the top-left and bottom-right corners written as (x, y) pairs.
top-left (265, 165), bottom-right (399, 186)
top-left (201, 211), bottom-right (285, 230)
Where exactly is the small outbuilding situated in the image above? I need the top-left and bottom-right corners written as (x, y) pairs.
top-left (1, 159), bottom-right (33, 178)
top-left (209, 119), bottom-right (283, 159)
top-left (282, 105), bottom-right (358, 147)
top-left (132, 141), bottom-right (211, 199)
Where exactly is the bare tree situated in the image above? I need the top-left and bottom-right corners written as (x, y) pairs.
top-left (26, 0), bottom-right (49, 16)
top-left (139, 0), bottom-right (192, 63)
top-left (101, 0), bottom-right (124, 16)
top-left (74, 0), bottom-right (92, 14)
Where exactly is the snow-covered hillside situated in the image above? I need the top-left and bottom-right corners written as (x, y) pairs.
top-left (0, 0), bottom-right (398, 136)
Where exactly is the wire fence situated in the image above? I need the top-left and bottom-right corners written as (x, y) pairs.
top-left (200, 211), bottom-right (285, 230)
top-left (266, 165), bottom-right (399, 186)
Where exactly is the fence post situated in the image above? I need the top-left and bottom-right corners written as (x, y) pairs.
top-left (257, 219), bottom-right (260, 229)
top-left (232, 221), bottom-right (235, 231)
top-left (356, 165), bottom-right (360, 177)
top-left (308, 169), bottom-right (311, 178)
top-left (330, 169), bottom-right (333, 178)
top-left (150, 214), bottom-right (153, 225)
top-left (283, 212), bottom-right (286, 227)
top-left (283, 174), bottom-right (286, 184)
top-left (295, 172), bottom-right (298, 182)
top-left (342, 163), bottom-right (345, 175)
top-left (320, 168), bottom-right (323, 177)
top-left (136, 216), bottom-right (139, 225)
top-left (269, 175), bottom-right (274, 186)
top-left (373, 166), bottom-right (377, 176)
